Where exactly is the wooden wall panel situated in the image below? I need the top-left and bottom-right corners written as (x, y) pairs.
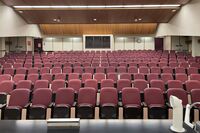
top-left (39, 23), bottom-right (157, 35)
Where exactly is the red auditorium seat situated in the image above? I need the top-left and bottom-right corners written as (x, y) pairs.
top-left (150, 80), bottom-right (165, 92)
top-left (190, 74), bottom-right (200, 81)
top-left (161, 73), bottom-right (174, 83)
top-left (122, 87), bottom-right (143, 119)
top-left (175, 67), bottom-right (186, 74)
top-left (185, 80), bottom-right (200, 92)
top-left (101, 79), bottom-right (114, 88)
top-left (40, 67), bottom-right (50, 74)
top-left (27, 74), bottom-right (39, 84)
top-left (68, 79), bottom-right (81, 93)
top-left (120, 73), bottom-right (132, 80)
top-left (147, 73), bottom-right (159, 83)
top-left (144, 88), bottom-right (167, 119)
top-left (100, 87), bottom-right (118, 119)
top-left (68, 73), bottom-right (79, 81)
top-left (117, 79), bottom-right (131, 92)
top-left (52, 88), bottom-right (74, 118)
top-left (187, 67), bottom-right (198, 75)
top-left (84, 79), bottom-right (98, 92)
top-left (16, 80), bottom-right (32, 90)
top-left (94, 73), bottom-right (106, 83)
top-left (3, 89), bottom-right (30, 120)
top-left (51, 79), bottom-right (66, 93)
top-left (0, 74), bottom-right (11, 83)
top-left (51, 67), bottom-right (62, 74)
top-left (133, 79), bottom-right (148, 93)
top-left (167, 80), bottom-right (183, 89)
top-left (34, 80), bottom-right (49, 91)
top-left (41, 73), bottom-right (53, 83)
top-left (84, 67), bottom-right (94, 74)
top-left (107, 73), bottom-right (118, 83)
top-left (13, 74), bottom-right (25, 85)
top-left (28, 88), bottom-right (52, 119)
top-left (28, 67), bottom-right (39, 74)
top-left (76, 87), bottom-right (96, 119)
top-left (3, 68), bottom-right (14, 76)
top-left (175, 73), bottom-right (188, 83)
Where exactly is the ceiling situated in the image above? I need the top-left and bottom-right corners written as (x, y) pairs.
top-left (1, 0), bottom-right (191, 35)
top-left (40, 23), bottom-right (157, 35)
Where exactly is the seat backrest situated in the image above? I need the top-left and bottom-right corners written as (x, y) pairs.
top-left (13, 74), bottom-right (25, 84)
top-left (161, 73), bottom-right (173, 83)
top-left (191, 89), bottom-right (200, 108)
top-left (0, 80), bottom-right (14, 94)
top-left (78, 87), bottom-right (96, 106)
top-left (96, 67), bottom-right (105, 73)
top-left (28, 67), bottom-right (39, 74)
top-left (0, 74), bottom-right (11, 82)
top-left (187, 67), bottom-right (198, 75)
top-left (52, 67), bottom-right (62, 74)
top-left (106, 66), bottom-right (116, 73)
top-left (94, 73), bottom-right (106, 82)
top-left (27, 74), bottom-right (39, 84)
top-left (40, 67), bottom-right (50, 74)
top-left (100, 87), bottom-right (118, 106)
top-left (51, 79), bottom-right (66, 92)
top-left (190, 74), bottom-right (200, 81)
top-left (34, 80), bottom-right (49, 91)
top-left (84, 67), bottom-right (94, 74)
top-left (54, 73), bottom-right (66, 80)
top-left (150, 80), bottom-right (165, 92)
top-left (134, 73), bottom-right (145, 80)
top-left (107, 73), bottom-right (118, 82)
top-left (8, 89), bottom-right (30, 107)
top-left (55, 88), bottom-right (74, 106)
top-left (41, 73), bottom-right (52, 83)
top-left (167, 80), bottom-right (183, 89)
top-left (117, 79), bottom-right (131, 92)
top-left (147, 73), bottom-right (159, 82)
top-left (133, 79), bottom-right (148, 92)
top-left (175, 74), bottom-right (188, 83)
top-left (175, 67), bottom-right (186, 74)
top-left (185, 80), bottom-right (200, 92)
top-left (68, 79), bottom-right (81, 93)
top-left (16, 80), bottom-right (32, 90)
top-left (82, 73), bottom-right (92, 83)
top-left (144, 88), bottom-right (165, 106)
top-left (120, 73), bottom-right (131, 80)
top-left (84, 79), bottom-right (98, 92)
top-left (68, 73), bottom-right (79, 81)
top-left (167, 88), bottom-right (188, 106)
top-left (101, 79), bottom-right (114, 88)
top-left (32, 88), bottom-right (52, 107)
top-left (122, 87), bottom-right (141, 106)
top-left (16, 67), bottom-right (27, 74)
top-left (128, 66), bottom-right (138, 74)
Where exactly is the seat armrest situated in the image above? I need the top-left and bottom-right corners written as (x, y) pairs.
top-left (166, 102), bottom-right (172, 109)
top-left (0, 104), bottom-right (6, 109)
top-left (142, 102), bottom-right (147, 107)
top-left (0, 92), bottom-right (7, 95)
top-left (24, 103), bottom-right (31, 108)
top-left (48, 103), bottom-right (54, 108)
top-left (118, 102), bottom-right (123, 107)
top-left (72, 102), bottom-right (77, 107)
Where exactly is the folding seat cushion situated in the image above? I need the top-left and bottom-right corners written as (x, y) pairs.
top-left (133, 79), bottom-right (148, 93)
top-left (175, 74), bottom-right (188, 83)
top-left (161, 73), bottom-right (174, 83)
top-left (0, 74), bottom-right (11, 83)
top-left (41, 73), bottom-right (52, 83)
top-left (128, 66), bottom-right (138, 74)
top-left (3, 89), bottom-right (30, 120)
top-left (167, 80), bottom-right (183, 89)
top-left (94, 73), bottom-right (106, 83)
top-left (107, 73), bottom-right (118, 83)
top-left (100, 87), bottom-right (118, 119)
top-left (74, 67), bottom-right (83, 74)
top-left (28, 88), bottom-right (52, 119)
top-left (117, 66), bottom-right (127, 73)
top-left (175, 67), bottom-right (186, 74)
top-left (117, 79), bottom-right (131, 92)
top-left (101, 79), bottom-right (114, 88)
top-left (27, 74), bottom-right (39, 84)
top-left (190, 74), bottom-right (200, 81)
top-left (150, 67), bottom-right (161, 74)
top-left (185, 80), bottom-right (200, 92)
top-left (76, 87), bottom-right (96, 119)
top-left (167, 88), bottom-right (188, 107)
top-left (51, 80), bottom-right (66, 93)
top-left (120, 73), bottom-right (132, 80)
top-left (34, 80), bottom-right (49, 91)
top-left (106, 66), bottom-right (116, 73)
top-left (28, 67), bottom-right (39, 74)
top-left (82, 73), bottom-right (92, 83)
top-left (144, 88), bottom-right (168, 119)
top-left (150, 80), bottom-right (165, 92)
top-left (139, 67), bottom-right (149, 75)
top-left (68, 73), bottom-right (79, 81)
top-left (54, 73), bottom-right (66, 80)
top-left (52, 88), bottom-right (74, 118)
top-left (122, 87), bottom-right (143, 119)
top-left (187, 67), bottom-right (199, 75)
top-left (84, 79), bottom-right (98, 92)
top-left (68, 79), bottom-right (81, 93)
top-left (13, 74), bottom-right (25, 85)
top-left (3, 68), bottom-right (15, 76)
top-left (0, 81), bottom-right (14, 104)
top-left (84, 67), bottom-right (94, 74)
top-left (96, 67), bottom-right (105, 73)
top-left (40, 67), bottom-right (50, 74)
top-left (16, 80), bottom-right (32, 90)
top-left (147, 73), bottom-right (159, 83)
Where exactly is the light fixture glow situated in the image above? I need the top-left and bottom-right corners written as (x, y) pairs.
top-left (13, 4), bottom-right (181, 10)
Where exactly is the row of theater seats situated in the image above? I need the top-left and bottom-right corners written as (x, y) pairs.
top-left (0, 66), bottom-right (199, 76)
top-left (0, 87), bottom-right (200, 120)
top-left (0, 74), bottom-right (200, 93)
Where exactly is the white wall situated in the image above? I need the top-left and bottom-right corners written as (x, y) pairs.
top-left (43, 36), bottom-right (155, 51)
top-left (156, 0), bottom-right (200, 37)
top-left (0, 1), bottom-right (41, 37)
top-left (43, 37), bottom-right (83, 51)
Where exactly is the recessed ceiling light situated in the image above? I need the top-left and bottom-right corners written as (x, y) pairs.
top-left (53, 19), bottom-right (57, 22)
top-left (134, 18), bottom-right (138, 22)
top-left (93, 18), bottom-right (97, 21)
top-left (18, 10), bottom-right (23, 13)
top-left (138, 18), bottom-right (142, 21)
